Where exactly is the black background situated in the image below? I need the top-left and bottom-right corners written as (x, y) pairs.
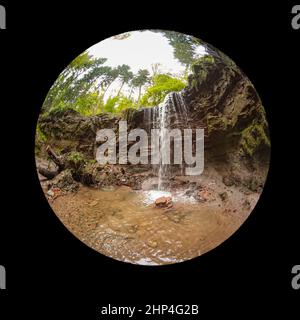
top-left (0, 1), bottom-right (299, 318)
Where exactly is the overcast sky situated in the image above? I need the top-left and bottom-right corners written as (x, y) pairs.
top-left (88, 30), bottom-right (186, 75)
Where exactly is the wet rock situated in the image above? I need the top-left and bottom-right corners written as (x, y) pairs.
top-left (170, 178), bottom-right (189, 189)
top-left (246, 177), bottom-right (262, 192)
top-left (223, 175), bottom-right (241, 187)
top-left (155, 196), bottom-right (173, 208)
top-left (223, 176), bottom-right (234, 186)
top-left (142, 178), bottom-right (158, 191)
top-left (243, 199), bottom-right (251, 210)
top-left (195, 189), bottom-right (210, 202)
top-left (47, 169), bottom-right (79, 192)
top-left (219, 192), bottom-right (228, 202)
top-left (185, 189), bottom-right (195, 196)
top-left (39, 109), bottom-right (119, 158)
top-left (47, 189), bottom-right (55, 197)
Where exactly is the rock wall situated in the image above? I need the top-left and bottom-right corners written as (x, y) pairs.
top-left (37, 56), bottom-right (270, 170)
top-left (184, 58), bottom-right (270, 159)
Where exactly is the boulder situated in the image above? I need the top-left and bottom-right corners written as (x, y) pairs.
top-left (155, 196), bottom-right (173, 208)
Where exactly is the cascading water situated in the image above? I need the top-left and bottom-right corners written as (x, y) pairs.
top-left (157, 98), bottom-right (170, 190)
top-left (144, 92), bottom-right (190, 191)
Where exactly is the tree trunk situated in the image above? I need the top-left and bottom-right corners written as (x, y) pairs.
top-left (103, 79), bottom-right (115, 96)
top-left (117, 81), bottom-right (125, 96)
top-left (128, 85), bottom-right (134, 99)
top-left (137, 86), bottom-right (142, 103)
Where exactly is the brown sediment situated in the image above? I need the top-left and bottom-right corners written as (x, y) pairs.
top-left (46, 168), bottom-right (260, 265)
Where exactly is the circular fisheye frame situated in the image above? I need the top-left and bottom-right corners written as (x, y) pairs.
top-left (35, 30), bottom-right (270, 265)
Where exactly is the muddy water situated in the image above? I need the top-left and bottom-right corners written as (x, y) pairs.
top-left (51, 186), bottom-right (252, 265)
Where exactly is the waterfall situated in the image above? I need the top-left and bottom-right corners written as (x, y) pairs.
top-left (158, 98), bottom-right (170, 190)
top-left (143, 92), bottom-right (189, 191)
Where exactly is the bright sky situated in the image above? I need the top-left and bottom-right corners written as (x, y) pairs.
top-left (88, 30), bottom-right (186, 74)
top-left (87, 30), bottom-right (206, 99)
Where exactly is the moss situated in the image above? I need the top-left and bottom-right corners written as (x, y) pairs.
top-left (191, 78), bottom-right (198, 90)
top-left (35, 124), bottom-right (48, 155)
top-left (240, 121), bottom-right (270, 156)
top-left (67, 151), bottom-right (85, 162)
top-left (36, 125), bottom-right (47, 142)
top-left (188, 55), bottom-right (217, 91)
top-left (207, 114), bottom-right (228, 134)
top-left (65, 151), bottom-right (86, 171)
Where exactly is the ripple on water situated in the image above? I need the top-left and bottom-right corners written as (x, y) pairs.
top-left (51, 186), bottom-right (253, 265)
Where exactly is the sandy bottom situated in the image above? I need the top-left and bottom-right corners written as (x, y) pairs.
top-left (48, 182), bottom-right (258, 265)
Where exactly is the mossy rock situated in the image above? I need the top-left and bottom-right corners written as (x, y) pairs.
top-left (65, 151), bottom-right (86, 171)
top-left (240, 121), bottom-right (270, 156)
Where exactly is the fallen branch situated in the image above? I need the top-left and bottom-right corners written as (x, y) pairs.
top-left (38, 167), bottom-right (59, 180)
top-left (38, 145), bottom-right (65, 180)
top-left (46, 145), bottom-right (64, 171)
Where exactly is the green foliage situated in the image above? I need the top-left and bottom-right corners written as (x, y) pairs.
top-left (74, 91), bottom-right (100, 116)
top-left (35, 124), bottom-right (48, 154)
top-left (67, 151), bottom-right (85, 163)
top-left (155, 31), bottom-right (201, 69)
top-left (116, 64), bottom-right (134, 95)
top-left (131, 69), bottom-right (150, 103)
top-left (115, 96), bottom-right (136, 112)
top-left (140, 74), bottom-right (186, 106)
top-left (36, 124), bottom-right (47, 142)
top-left (103, 95), bottom-right (136, 113)
top-left (43, 51), bottom-right (107, 114)
top-left (41, 34), bottom-right (195, 117)
top-left (66, 151), bottom-right (86, 171)
top-left (104, 96), bottom-right (120, 113)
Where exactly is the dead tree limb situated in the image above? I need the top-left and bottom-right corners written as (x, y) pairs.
top-left (38, 145), bottom-right (65, 180)
top-left (38, 167), bottom-right (59, 180)
top-left (45, 145), bottom-right (65, 171)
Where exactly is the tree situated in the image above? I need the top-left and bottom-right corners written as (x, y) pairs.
top-left (140, 74), bottom-right (186, 106)
top-left (74, 91), bottom-right (100, 115)
top-left (131, 69), bottom-right (150, 104)
top-left (101, 67), bottom-right (119, 95)
top-left (42, 52), bottom-right (108, 114)
top-left (116, 64), bottom-right (133, 96)
top-left (103, 96), bottom-right (120, 113)
top-left (104, 95), bottom-right (136, 114)
top-left (151, 63), bottom-right (162, 80)
top-left (115, 96), bottom-right (136, 112)
top-left (154, 31), bottom-right (199, 71)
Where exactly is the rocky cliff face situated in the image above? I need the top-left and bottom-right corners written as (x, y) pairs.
top-left (38, 109), bottom-right (119, 157)
top-left (184, 58), bottom-right (270, 160)
top-left (36, 55), bottom-right (270, 190)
